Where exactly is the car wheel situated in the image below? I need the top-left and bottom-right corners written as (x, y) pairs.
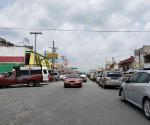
top-left (98, 81), bottom-right (101, 86)
top-left (28, 82), bottom-right (35, 87)
top-left (102, 82), bottom-right (105, 89)
top-left (120, 90), bottom-right (125, 102)
top-left (143, 98), bottom-right (150, 120)
top-left (98, 83), bottom-right (101, 86)
top-left (102, 84), bottom-right (105, 89)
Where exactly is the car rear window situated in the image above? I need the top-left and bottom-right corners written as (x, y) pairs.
top-left (107, 72), bottom-right (122, 77)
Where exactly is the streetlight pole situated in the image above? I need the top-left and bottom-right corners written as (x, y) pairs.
top-left (30, 32), bottom-right (42, 66)
top-left (49, 41), bottom-right (58, 71)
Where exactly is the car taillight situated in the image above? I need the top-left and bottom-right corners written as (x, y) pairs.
top-left (104, 77), bottom-right (111, 81)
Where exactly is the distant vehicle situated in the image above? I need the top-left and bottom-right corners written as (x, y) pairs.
top-left (99, 71), bottom-right (122, 88)
top-left (119, 70), bottom-right (150, 119)
top-left (79, 72), bottom-right (87, 82)
top-left (49, 72), bottom-right (60, 81)
top-left (122, 69), bottom-right (138, 82)
top-left (0, 68), bottom-right (43, 87)
top-left (60, 74), bottom-right (67, 81)
top-left (96, 73), bottom-right (103, 83)
top-left (48, 74), bottom-right (54, 82)
top-left (64, 74), bottom-right (82, 88)
top-left (20, 66), bottom-right (49, 82)
top-left (90, 73), bottom-right (96, 81)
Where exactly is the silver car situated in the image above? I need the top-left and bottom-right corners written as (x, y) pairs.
top-left (99, 71), bottom-right (123, 88)
top-left (96, 74), bottom-right (102, 83)
top-left (119, 70), bottom-right (150, 119)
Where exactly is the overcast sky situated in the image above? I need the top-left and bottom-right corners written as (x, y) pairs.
top-left (0, 0), bottom-right (150, 71)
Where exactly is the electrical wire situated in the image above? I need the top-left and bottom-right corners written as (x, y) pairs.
top-left (0, 27), bottom-right (150, 32)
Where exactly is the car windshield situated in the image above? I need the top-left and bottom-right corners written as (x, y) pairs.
top-left (66, 74), bottom-right (80, 78)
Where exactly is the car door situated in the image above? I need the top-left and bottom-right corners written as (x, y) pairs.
top-left (124, 72), bottom-right (140, 102)
top-left (42, 69), bottom-right (49, 81)
top-left (133, 72), bottom-right (150, 106)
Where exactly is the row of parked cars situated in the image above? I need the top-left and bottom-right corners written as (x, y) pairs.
top-left (89, 69), bottom-right (150, 120)
top-left (89, 70), bottom-right (124, 88)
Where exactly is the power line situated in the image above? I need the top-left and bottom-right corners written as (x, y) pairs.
top-left (0, 27), bottom-right (150, 32)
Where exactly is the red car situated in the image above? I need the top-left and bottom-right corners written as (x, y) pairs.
top-left (64, 74), bottom-right (82, 88)
top-left (0, 69), bottom-right (43, 87)
top-left (48, 74), bottom-right (54, 82)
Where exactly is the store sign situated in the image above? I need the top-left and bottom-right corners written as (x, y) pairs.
top-left (47, 52), bottom-right (58, 59)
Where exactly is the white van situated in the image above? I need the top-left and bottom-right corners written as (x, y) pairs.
top-left (41, 67), bottom-right (49, 82)
top-left (20, 66), bottom-right (49, 82)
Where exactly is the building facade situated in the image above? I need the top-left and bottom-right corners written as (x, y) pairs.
top-left (119, 56), bottom-right (135, 72)
top-left (134, 46), bottom-right (150, 69)
top-left (0, 38), bottom-right (52, 73)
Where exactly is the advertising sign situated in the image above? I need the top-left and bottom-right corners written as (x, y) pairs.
top-left (47, 52), bottom-right (58, 59)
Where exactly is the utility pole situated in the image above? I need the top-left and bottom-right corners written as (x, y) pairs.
top-left (50, 41), bottom-right (58, 71)
top-left (30, 32), bottom-right (42, 66)
top-left (139, 51), bottom-right (141, 69)
top-left (61, 55), bottom-right (68, 73)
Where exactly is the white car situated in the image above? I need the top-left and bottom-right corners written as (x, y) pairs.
top-left (60, 74), bottom-right (67, 81)
top-left (119, 70), bottom-right (150, 119)
top-left (80, 73), bottom-right (87, 82)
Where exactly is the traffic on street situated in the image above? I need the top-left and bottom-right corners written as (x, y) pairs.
top-left (0, 0), bottom-right (150, 125)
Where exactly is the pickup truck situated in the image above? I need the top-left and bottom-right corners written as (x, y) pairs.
top-left (0, 69), bottom-right (43, 87)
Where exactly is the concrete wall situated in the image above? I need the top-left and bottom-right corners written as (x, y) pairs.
top-left (0, 47), bottom-right (30, 56)
top-left (0, 47), bottom-right (31, 63)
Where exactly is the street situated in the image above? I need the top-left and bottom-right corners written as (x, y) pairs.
top-left (0, 80), bottom-right (149, 125)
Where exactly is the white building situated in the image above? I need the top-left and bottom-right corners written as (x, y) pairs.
top-left (0, 38), bottom-right (32, 73)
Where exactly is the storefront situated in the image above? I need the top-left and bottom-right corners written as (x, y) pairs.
top-left (25, 51), bottom-right (52, 70)
top-left (119, 56), bottom-right (134, 72)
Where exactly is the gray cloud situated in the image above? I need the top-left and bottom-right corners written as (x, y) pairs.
top-left (0, 0), bottom-right (150, 71)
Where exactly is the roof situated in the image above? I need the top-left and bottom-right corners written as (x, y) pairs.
top-left (138, 70), bottom-right (150, 74)
top-left (0, 38), bottom-right (15, 46)
top-left (119, 56), bottom-right (134, 65)
top-left (0, 37), bottom-right (33, 49)
top-left (134, 45), bottom-right (150, 56)
top-left (126, 69), bottom-right (139, 73)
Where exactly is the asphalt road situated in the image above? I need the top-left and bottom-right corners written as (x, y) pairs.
top-left (0, 80), bottom-right (149, 125)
